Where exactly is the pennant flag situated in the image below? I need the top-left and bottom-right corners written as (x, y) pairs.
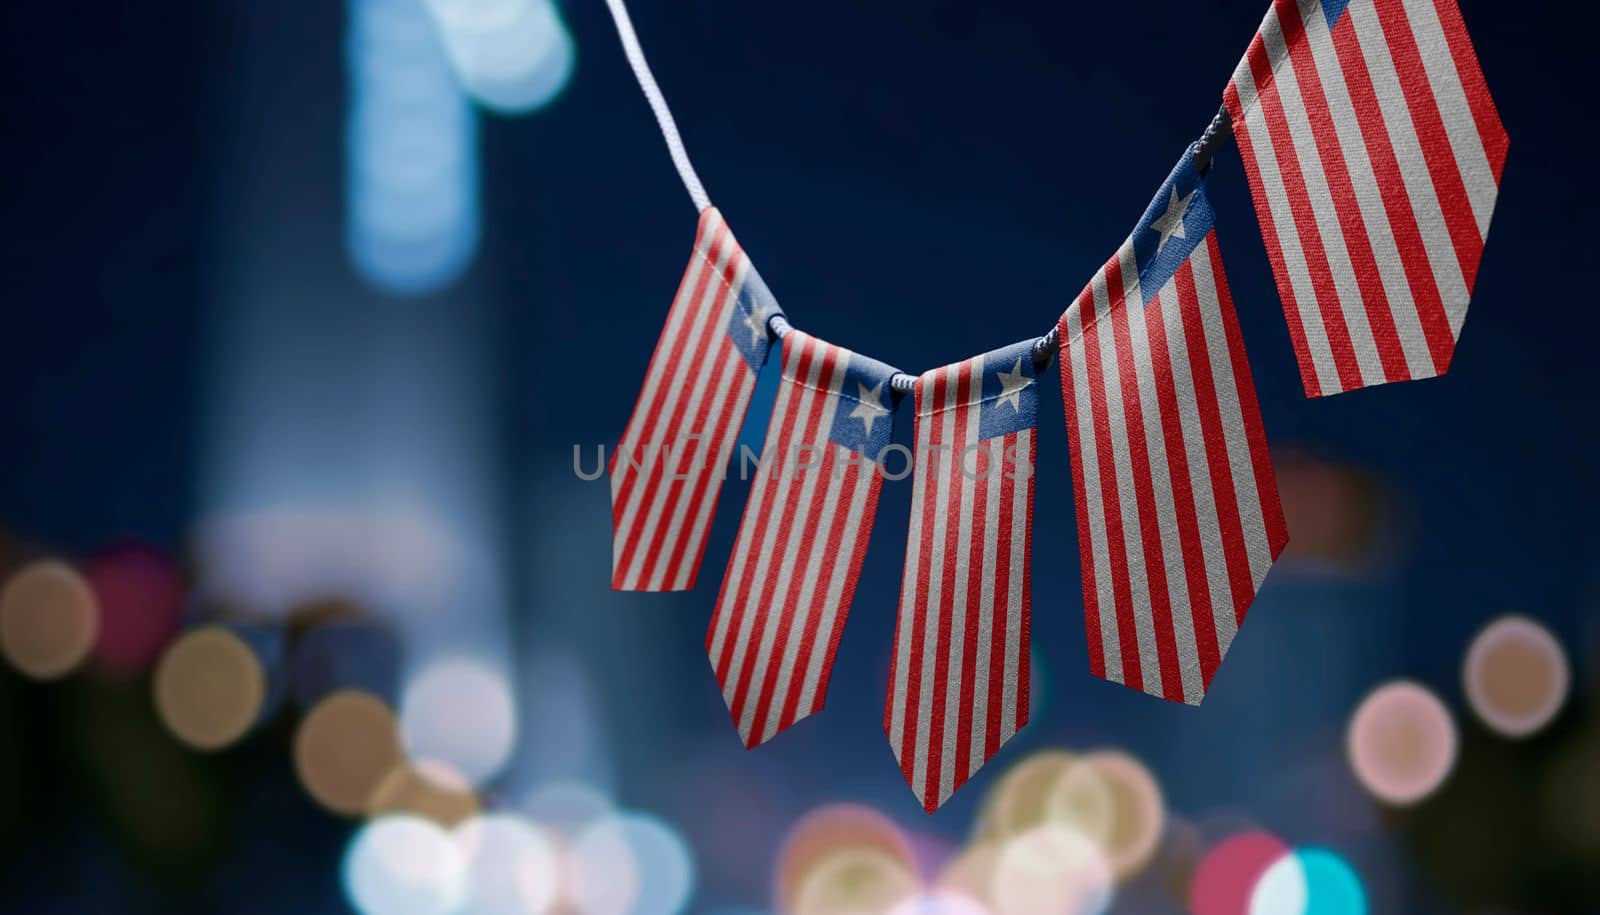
top-left (707, 330), bottom-right (898, 747)
top-left (1059, 150), bottom-right (1289, 706)
top-left (885, 340), bottom-right (1038, 812)
top-left (611, 207), bottom-right (780, 591)
top-left (1225, 0), bottom-right (1507, 396)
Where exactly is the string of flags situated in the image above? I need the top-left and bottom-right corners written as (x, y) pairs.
top-left (602, 0), bottom-right (1506, 812)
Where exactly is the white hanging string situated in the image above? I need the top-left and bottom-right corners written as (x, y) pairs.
top-left (601, 0), bottom-right (1234, 394)
top-left (602, 0), bottom-right (712, 212)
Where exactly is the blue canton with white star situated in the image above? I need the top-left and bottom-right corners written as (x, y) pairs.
top-left (977, 339), bottom-right (1039, 441)
top-left (1129, 149), bottom-right (1217, 307)
top-left (726, 263), bottom-right (783, 371)
top-left (827, 351), bottom-right (898, 458)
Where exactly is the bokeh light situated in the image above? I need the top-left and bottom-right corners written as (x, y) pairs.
top-left (153, 626), bottom-right (269, 751)
top-left (1063, 751), bottom-right (1165, 880)
top-left (776, 804), bottom-right (915, 912)
top-left (569, 813), bottom-right (695, 915)
top-left (400, 656), bottom-right (517, 786)
top-left (521, 780), bottom-right (614, 838)
top-left (83, 544), bottom-right (184, 674)
top-left (1346, 681), bottom-right (1457, 806)
top-left (0, 558), bottom-right (98, 679)
top-left (425, 0), bottom-right (575, 114)
top-left (990, 824), bottom-right (1114, 915)
top-left (789, 846), bottom-right (920, 915)
top-left (369, 757), bottom-right (483, 827)
top-left (1250, 848), bottom-right (1367, 915)
top-left (295, 688), bottom-right (406, 816)
top-left (936, 842), bottom-right (999, 905)
top-left (344, 814), bottom-right (468, 915)
top-left (1189, 831), bottom-right (1290, 915)
top-left (347, 0), bottom-right (480, 294)
top-left (1463, 615), bottom-right (1569, 738)
top-left (976, 750), bottom-right (1080, 842)
top-left (1043, 756), bottom-right (1115, 849)
top-left (888, 890), bottom-right (991, 915)
top-left (454, 813), bottom-right (561, 915)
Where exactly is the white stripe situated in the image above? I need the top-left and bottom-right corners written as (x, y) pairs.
top-left (1126, 278), bottom-right (1204, 705)
top-left (706, 335), bottom-right (804, 669)
top-left (1232, 73), bottom-right (1343, 395)
top-left (794, 453), bottom-right (876, 720)
top-left (1096, 251), bottom-right (1163, 698)
top-left (1346, 0), bottom-right (1471, 336)
top-left (614, 227), bottom-right (737, 583)
top-left (721, 340), bottom-right (829, 712)
top-left (1159, 263), bottom-right (1239, 664)
top-left (1298, 0), bottom-right (1436, 379)
top-left (1262, 4), bottom-right (1386, 388)
top-left (911, 374), bottom-right (957, 798)
top-left (968, 436), bottom-right (1001, 778)
top-left (736, 352), bottom-right (845, 742)
top-left (1401, 0), bottom-right (1497, 239)
top-left (938, 359), bottom-right (983, 805)
top-left (1189, 245), bottom-right (1274, 594)
top-left (1000, 428), bottom-right (1028, 742)
top-left (633, 254), bottom-right (752, 589)
top-left (1064, 303), bottom-right (1122, 685)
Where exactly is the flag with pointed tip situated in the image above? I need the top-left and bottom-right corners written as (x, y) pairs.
top-left (885, 339), bottom-right (1038, 812)
top-left (1058, 149), bottom-right (1288, 706)
top-left (1225, 0), bottom-right (1507, 396)
top-left (707, 330), bottom-right (898, 748)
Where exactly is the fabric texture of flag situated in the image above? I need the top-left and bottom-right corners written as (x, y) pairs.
top-left (611, 207), bottom-right (781, 592)
top-left (707, 330), bottom-right (898, 748)
top-left (1225, 0), bottom-right (1507, 397)
top-left (885, 339), bottom-right (1038, 812)
top-left (1058, 149), bottom-right (1289, 706)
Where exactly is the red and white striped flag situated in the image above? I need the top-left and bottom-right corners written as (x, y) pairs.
top-left (1060, 151), bottom-right (1288, 706)
top-left (611, 207), bottom-right (780, 591)
top-left (707, 330), bottom-right (898, 747)
top-left (886, 340), bottom-right (1037, 812)
top-left (1225, 0), bottom-right (1507, 396)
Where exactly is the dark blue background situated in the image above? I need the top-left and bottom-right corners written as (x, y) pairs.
top-left (1, 1), bottom-right (1594, 913)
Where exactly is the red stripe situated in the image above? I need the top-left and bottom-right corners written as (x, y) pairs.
top-left (988, 435), bottom-right (1015, 756)
top-left (1174, 261), bottom-right (1256, 629)
top-left (742, 353), bottom-right (846, 744)
top-left (925, 362), bottom-right (972, 809)
top-left (1280, 0), bottom-right (1410, 383)
top-left (1224, 81), bottom-right (1323, 397)
top-left (1208, 234), bottom-right (1289, 561)
top-left (1247, 26), bottom-right (1365, 393)
top-left (1430, 0), bottom-right (1507, 183)
top-left (953, 424), bottom-right (989, 790)
top-left (813, 466), bottom-right (881, 716)
top-left (709, 337), bottom-right (816, 685)
top-left (1143, 287), bottom-right (1223, 690)
top-left (1014, 430), bottom-right (1033, 733)
top-left (1082, 260), bottom-right (1144, 692)
top-left (1373, 0), bottom-right (1484, 290)
top-left (1326, 11), bottom-right (1455, 374)
top-left (1057, 310), bottom-right (1106, 680)
top-left (727, 347), bottom-right (838, 740)
top-left (1107, 266), bottom-right (1182, 702)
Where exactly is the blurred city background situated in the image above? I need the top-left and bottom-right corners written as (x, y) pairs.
top-left (0, 1), bottom-right (1593, 913)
